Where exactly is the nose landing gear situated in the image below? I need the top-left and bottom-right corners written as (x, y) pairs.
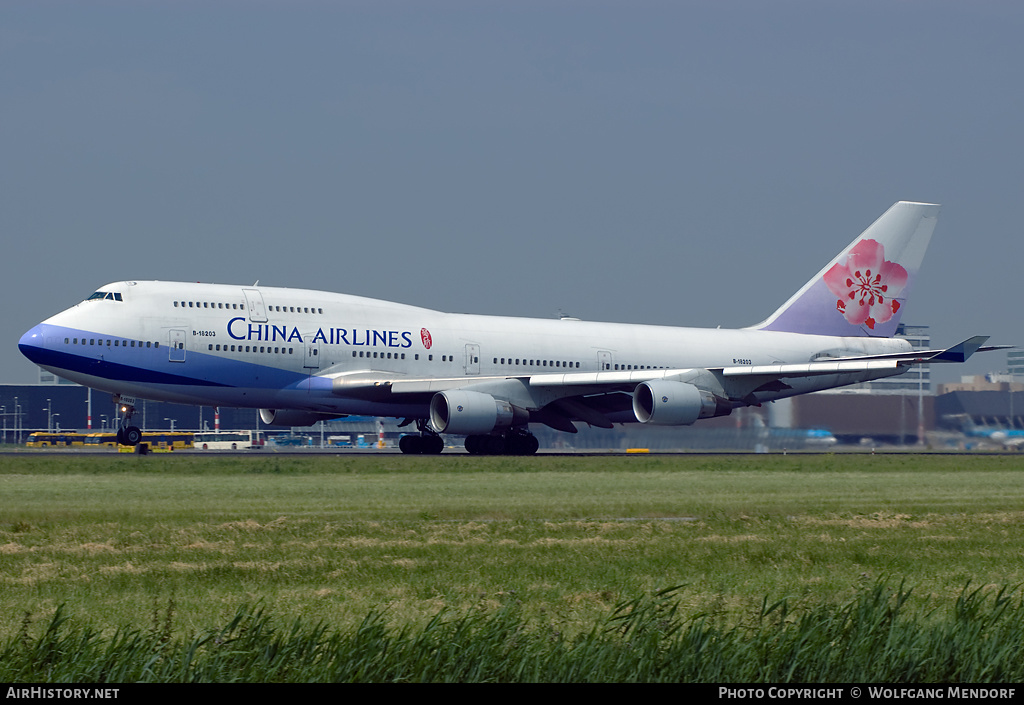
top-left (113, 395), bottom-right (142, 446)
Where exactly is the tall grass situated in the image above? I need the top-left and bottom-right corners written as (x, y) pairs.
top-left (4, 454), bottom-right (1023, 680)
top-left (4, 454), bottom-right (1024, 645)
top-left (3, 581), bottom-right (1022, 682)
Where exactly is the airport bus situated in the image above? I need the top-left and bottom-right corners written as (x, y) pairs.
top-left (89, 431), bottom-right (194, 449)
top-left (27, 431), bottom-right (194, 449)
top-left (193, 430), bottom-right (263, 450)
top-left (25, 432), bottom-right (89, 447)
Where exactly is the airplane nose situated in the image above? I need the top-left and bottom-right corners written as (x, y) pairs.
top-left (19, 325), bottom-right (46, 364)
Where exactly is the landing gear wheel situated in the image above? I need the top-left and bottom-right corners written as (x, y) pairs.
top-left (465, 434), bottom-right (499, 455)
top-left (399, 435), bottom-right (422, 454)
top-left (464, 435), bottom-right (508, 455)
top-left (465, 432), bottom-right (538, 455)
top-left (400, 434), bottom-right (445, 455)
top-left (122, 426), bottom-right (142, 446)
top-left (424, 434), bottom-right (444, 454)
top-left (507, 433), bottom-right (539, 456)
top-left (399, 419), bottom-right (445, 455)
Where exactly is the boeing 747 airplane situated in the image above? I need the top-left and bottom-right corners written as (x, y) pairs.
top-left (19, 202), bottom-right (1004, 454)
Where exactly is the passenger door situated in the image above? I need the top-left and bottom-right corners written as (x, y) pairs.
top-left (243, 288), bottom-right (268, 323)
top-left (304, 342), bottom-right (320, 369)
top-left (169, 330), bottom-right (186, 362)
top-left (465, 343), bottom-right (481, 375)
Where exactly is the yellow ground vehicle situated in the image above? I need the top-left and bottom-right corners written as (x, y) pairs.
top-left (27, 431), bottom-right (194, 449)
top-left (25, 432), bottom-right (88, 447)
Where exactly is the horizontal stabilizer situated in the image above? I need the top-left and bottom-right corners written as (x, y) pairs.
top-left (929, 337), bottom-right (1012, 363)
top-left (813, 336), bottom-right (1005, 365)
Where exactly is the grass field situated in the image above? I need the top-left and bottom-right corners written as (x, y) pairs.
top-left (2, 451), bottom-right (1023, 681)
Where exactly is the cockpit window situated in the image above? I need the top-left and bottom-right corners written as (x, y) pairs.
top-left (87, 291), bottom-right (123, 302)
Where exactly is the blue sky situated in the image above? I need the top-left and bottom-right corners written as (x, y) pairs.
top-left (3, 1), bottom-right (1021, 384)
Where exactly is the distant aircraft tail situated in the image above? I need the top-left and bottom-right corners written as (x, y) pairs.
top-left (752, 201), bottom-right (939, 337)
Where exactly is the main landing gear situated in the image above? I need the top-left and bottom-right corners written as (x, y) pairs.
top-left (396, 422), bottom-right (540, 455)
top-left (398, 420), bottom-right (444, 455)
top-left (464, 430), bottom-right (539, 456)
top-left (113, 396), bottom-right (142, 446)
top-left (399, 433), bottom-right (445, 455)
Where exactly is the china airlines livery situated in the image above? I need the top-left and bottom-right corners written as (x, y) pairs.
top-left (19, 202), bottom-right (1005, 454)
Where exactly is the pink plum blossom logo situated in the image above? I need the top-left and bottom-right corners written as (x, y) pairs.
top-left (823, 239), bottom-right (908, 330)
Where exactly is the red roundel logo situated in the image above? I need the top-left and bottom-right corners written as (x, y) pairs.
top-left (420, 328), bottom-right (432, 349)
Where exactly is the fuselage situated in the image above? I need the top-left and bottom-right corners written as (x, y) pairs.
top-left (20, 280), bottom-right (913, 421)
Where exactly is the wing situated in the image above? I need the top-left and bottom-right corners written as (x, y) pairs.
top-left (323, 337), bottom-right (1006, 432)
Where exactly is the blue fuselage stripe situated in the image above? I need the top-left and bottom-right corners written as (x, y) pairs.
top-left (20, 324), bottom-right (310, 390)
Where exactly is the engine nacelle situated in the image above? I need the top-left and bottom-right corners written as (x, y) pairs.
top-left (429, 390), bottom-right (528, 435)
top-left (259, 409), bottom-right (345, 427)
top-left (632, 380), bottom-right (731, 426)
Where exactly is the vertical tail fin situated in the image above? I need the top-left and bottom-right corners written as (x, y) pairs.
top-left (752, 201), bottom-right (939, 337)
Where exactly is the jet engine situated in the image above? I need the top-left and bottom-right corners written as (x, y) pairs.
top-left (429, 390), bottom-right (528, 435)
top-left (259, 409), bottom-right (345, 427)
top-left (632, 380), bottom-right (731, 426)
